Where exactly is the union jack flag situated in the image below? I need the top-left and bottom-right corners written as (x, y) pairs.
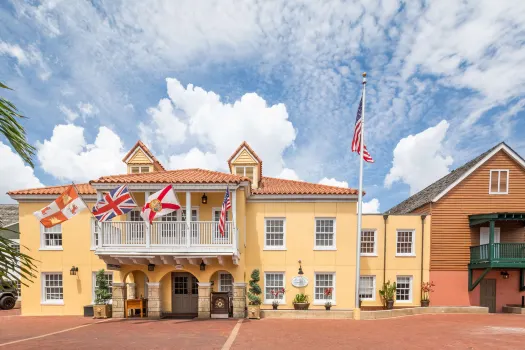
top-left (351, 96), bottom-right (374, 163)
top-left (92, 185), bottom-right (137, 222)
top-left (219, 186), bottom-right (232, 236)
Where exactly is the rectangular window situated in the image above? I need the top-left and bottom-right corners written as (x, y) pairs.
top-left (91, 218), bottom-right (99, 249)
top-left (131, 166), bottom-right (140, 173)
top-left (264, 272), bottom-right (285, 303)
top-left (140, 166), bottom-right (150, 173)
top-left (396, 230), bottom-right (415, 256)
top-left (314, 273), bottom-right (335, 304)
top-left (42, 273), bottom-right (63, 304)
top-left (396, 276), bottom-right (412, 302)
top-left (359, 276), bottom-right (376, 301)
top-left (41, 224), bottom-right (62, 249)
top-left (235, 166), bottom-right (255, 182)
top-left (360, 230), bottom-right (377, 255)
top-left (92, 271), bottom-right (113, 303)
top-left (489, 170), bottom-right (509, 194)
top-left (219, 272), bottom-right (234, 293)
top-left (315, 218), bottom-right (336, 249)
top-left (265, 218), bottom-right (286, 249)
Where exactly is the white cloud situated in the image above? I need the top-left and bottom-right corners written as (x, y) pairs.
top-left (145, 78), bottom-right (296, 176)
top-left (77, 102), bottom-right (99, 117)
top-left (36, 124), bottom-right (127, 182)
top-left (362, 198), bottom-right (380, 214)
top-left (59, 104), bottom-right (79, 122)
top-left (0, 142), bottom-right (44, 203)
top-left (278, 168), bottom-right (301, 181)
top-left (59, 102), bottom-right (99, 122)
top-left (0, 41), bottom-right (51, 80)
top-left (318, 177), bottom-right (348, 188)
top-left (385, 120), bottom-right (453, 195)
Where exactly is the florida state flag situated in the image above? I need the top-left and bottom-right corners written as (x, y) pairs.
top-left (141, 184), bottom-right (181, 223)
top-left (33, 185), bottom-right (87, 228)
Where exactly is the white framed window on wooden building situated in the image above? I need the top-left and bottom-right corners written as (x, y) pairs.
top-left (41, 273), bottom-right (64, 305)
top-left (396, 276), bottom-right (413, 303)
top-left (92, 271), bottom-right (113, 303)
top-left (396, 230), bottom-right (415, 256)
top-left (314, 218), bottom-right (336, 250)
top-left (314, 272), bottom-right (336, 305)
top-left (235, 166), bottom-right (255, 182)
top-left (264, 272), bottom-right (285, 304)
top-left (360, 229), bottom-right (377, 256)
top-left (218, 272), bottom-right (234, 293)
top-left (264, 218), bottom-right (286, 250)
top-left (489, 169), bottom-right (509, 194)
top-left (130, 166), bottom-right (150, 174)
top-left (40, 224), bottom-right (63, 250)
top-left (91, 218), bottom-right (99, 250)
top-left (359, 275), bottom-right (376, 301)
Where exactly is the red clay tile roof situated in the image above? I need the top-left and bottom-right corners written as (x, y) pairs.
top-left (253, 177), bottom-right (358, 195)
top-left (91, 168), bottom-right (247, 184)
top-left (8, 183), bottom-right (96, 196)
top-left (123, 140), bottom-right (166, 171)
top-left (227, 141), bottom-right (263, 182)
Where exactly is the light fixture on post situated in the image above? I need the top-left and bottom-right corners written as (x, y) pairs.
top-left (501, 271), bottom-right (510, 279)
top-left (298, 260), bottom-right (304, 275)
top-left (200, 260), bottom-right (206, 271)
top-left (148, 264), bottom-right (155, 272)
top-left (201, 193), bottom-right (208, 204)
top-left (70, 266), bottom-right (78, 276)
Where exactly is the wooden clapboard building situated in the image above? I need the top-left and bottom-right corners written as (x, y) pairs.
top-left (388, 142), bottom-right (525, 312)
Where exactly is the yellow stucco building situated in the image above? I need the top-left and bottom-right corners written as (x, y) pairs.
top-left (9, 141), bottom-right (430, 317)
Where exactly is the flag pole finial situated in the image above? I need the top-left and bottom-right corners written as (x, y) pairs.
top-left (362, 72), bottom-right (367, 84)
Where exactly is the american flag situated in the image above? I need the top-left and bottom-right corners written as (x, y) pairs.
top-left (92, 185), bottom-right (137, 222)
top-left (351, 96), bottom-right (374, 163)
top-left (219, 187), bottom-right (232, 236)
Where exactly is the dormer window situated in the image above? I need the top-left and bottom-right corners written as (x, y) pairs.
top-left (236, 166), bottom-right (254, 182)
top-left (489, 170), bottom-right (509, 194)
top-left (131, 166), bottom-right (150, 174)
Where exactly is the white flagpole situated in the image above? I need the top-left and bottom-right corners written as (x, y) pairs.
top-left (355, 72), bottom-right (367, 309)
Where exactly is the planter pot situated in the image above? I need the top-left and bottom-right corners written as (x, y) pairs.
top-left (386, 300), bottom-right (394, 310)
top-left (421, 300), bottom-right (430, 307)
top-left (293, 303), bottom-right (310, 310)
top-left (248, 304), bottom-right (260, 319)
top-left (272, 304), bottom-right (278, 310)
top-left (93, 304), bottom-right (112, 319)
top-left (325, 306), bottom-right (331, 311)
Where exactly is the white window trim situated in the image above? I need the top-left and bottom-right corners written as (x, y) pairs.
top-left (313, 272), bottom-right (336, 305)
top-left (264, 217), bottom-right (286, 250)
top-left (359, 275), bottom-right (376, 301)
top-left (360, 229), bottom-right (377, 256)
top-left (218, 272), bottom-right (234, 292)
top-left (130, 165), bottom-right (151, 174)
top-left (39, 224), bottom-right (63, 250)
top-left (235, 165), bottom-right (255, 178)
top-left (92, 271), bottom-right (113, 304)
top-left (90, 218), bottom-right (99, 250)
top-left (212, 207), bottom-right (230, 221)
top-left (489, 169), bottom-right (509, 195)
top-left (396, 275), bottom-right (413, 303)
top-left (395, 229), bottom-right (416, 257)
top-left (313, 218), bottom-right (337, 250)
top-left (41, 272), bottom-right (64, 305)
top-left (263, 272), bottom-right (286, 305)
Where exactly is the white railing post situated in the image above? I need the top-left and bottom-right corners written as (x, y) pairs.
top-left (186, 191), bottom-right (191, 248)
top-left (96, 191), bottom-right (103, 247)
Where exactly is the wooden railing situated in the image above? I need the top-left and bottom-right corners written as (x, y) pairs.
top-left (470, 243), bottom-right (525, 264)
top-left (100, 221), bottom-right (234, 248)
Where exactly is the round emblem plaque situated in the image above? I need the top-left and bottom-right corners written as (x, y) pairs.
top-left (150, 199), bottom-right (162, 212)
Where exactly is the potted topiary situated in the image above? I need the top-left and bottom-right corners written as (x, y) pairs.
top-left (379, 280), bottom-right (396, 310)
top-left (93, 269), bottom-right (112, 318)
top-left (421, 281), bottom-right (435, 307)
top-left (270, 288), bottom-right (285, 310)
top-left (324, 288), bottom-right (333, 310)
top-left (293, 293), bottom-right (310, 310)
top-left (247, 269), bottom-right (262, 319)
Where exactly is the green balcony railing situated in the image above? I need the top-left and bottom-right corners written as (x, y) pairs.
top-left (470, 243), bottom-right (525, 264)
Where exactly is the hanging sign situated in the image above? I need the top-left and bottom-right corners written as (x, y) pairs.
top-left (291, 275), bottom-right (309, 288)
top-left (106, 264), bottom-right (121, 271)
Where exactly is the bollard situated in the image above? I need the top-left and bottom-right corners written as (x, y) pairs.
top-left (522, 296), bottom-right (524, 308)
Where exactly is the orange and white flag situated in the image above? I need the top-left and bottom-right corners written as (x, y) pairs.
top-left (33, 185), bottom-right (87, 228)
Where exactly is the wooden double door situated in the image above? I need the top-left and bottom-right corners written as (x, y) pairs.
top-left (171, 272), bottom-right (199, 314)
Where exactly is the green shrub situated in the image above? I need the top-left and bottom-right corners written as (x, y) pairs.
top-left (247, 269), bottom-right (262, 305)
top-left (293, 293), bottom-right (309, 304)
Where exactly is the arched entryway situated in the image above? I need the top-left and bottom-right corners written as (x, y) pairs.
top-left (169, 271), bottom-right (199, 317)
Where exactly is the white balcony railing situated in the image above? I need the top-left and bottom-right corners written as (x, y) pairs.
top-left (99, 221), bottom-right (235, 250)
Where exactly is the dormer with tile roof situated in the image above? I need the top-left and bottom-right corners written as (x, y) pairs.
top-left (227, 141), bottom-right (262, 189)
top-left (122, 140), bottom-right (165, 174)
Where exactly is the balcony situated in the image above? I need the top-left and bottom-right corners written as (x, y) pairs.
top-left (95, 221), bottom-right (237, 256)
top-left (470, 243), bottom-right (525, 266)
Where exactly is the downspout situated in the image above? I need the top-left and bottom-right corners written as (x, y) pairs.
top-left (382, 214), bottom-right (388, 285)
top-left (420, 215), bottom-right (427, 300)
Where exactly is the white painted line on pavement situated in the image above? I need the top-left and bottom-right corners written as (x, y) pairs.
top-left (221, 319), bottom-right (243, 350)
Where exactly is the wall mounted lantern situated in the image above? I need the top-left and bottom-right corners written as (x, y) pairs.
top-left (201, 193), bottom-right (208, 204)
top-left (148, 264), bottom-right (155, 272)
top-left (501, 271), bottom-right (510, 279)
top-left (298, 260), bottom-right (304, 275)
top-left (200, 260), bottom-right (206, 271)
top-left (70, 266), bottom-right (78, 276)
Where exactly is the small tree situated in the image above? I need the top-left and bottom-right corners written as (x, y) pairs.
top-left (94, 269), bottom-right (112, 305)
top-left (247, 269), bottom-right (262, 305)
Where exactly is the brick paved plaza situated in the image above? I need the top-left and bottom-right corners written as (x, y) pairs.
top-left (1, 311), bottom-right (525, 349)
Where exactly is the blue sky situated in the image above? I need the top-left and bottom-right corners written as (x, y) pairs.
top-left (1, 0), bottom-right (525, 211)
